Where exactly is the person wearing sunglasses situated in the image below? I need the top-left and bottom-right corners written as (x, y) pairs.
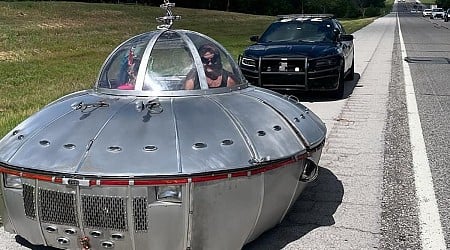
top-left (184, 43), bottom-right (236, 90)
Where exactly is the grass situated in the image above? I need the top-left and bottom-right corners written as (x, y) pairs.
top-left (419, 0), bottom-right (437, 6)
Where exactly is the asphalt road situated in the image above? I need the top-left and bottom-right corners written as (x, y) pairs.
top-left (398, 5), bottom-right (450, 249)
top-left (246, 1), bottom-right (450, 249)
top-left (2, 1), bottom-right (450, 249)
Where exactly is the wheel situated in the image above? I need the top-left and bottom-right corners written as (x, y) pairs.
top-left (345, 58), bottom-right (355, 81)
top-left (332, 65), bottom-right (345, 99)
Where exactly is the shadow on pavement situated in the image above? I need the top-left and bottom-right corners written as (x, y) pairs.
top-left (243, 167), bottom-right (344, 250)
top-left (291, 73), bottom-right (361, 102)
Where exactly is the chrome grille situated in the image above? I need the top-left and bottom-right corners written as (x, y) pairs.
top-left (39, 188), bottom-right (78, 226)
top-left (133, 197), bottom-right (148, 232)
top-left (82, 195), bottom-right (127, 231)
top-left (22, 184), bottom-right (36, 219)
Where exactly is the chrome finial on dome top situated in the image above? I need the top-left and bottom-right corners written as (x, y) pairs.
top-left (156, 0), bottom-right (181, 30)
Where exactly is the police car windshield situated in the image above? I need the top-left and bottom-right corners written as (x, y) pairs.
top-left (259, 20), bottom-right (334, 43)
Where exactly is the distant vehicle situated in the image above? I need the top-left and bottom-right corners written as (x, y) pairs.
top-left (239, 14), bottom-right (354, 98)
top-left (431, 8), bottom-right (444, 19)
top-left (445, 8), bottom-right (450, 22)
top-left (422, 8), bottom-right (432, 17)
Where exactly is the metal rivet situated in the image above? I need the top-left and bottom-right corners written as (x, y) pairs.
top-left (221, 139), bottom-right (234, 146)
top-left (273, 125), bottom-right (281, 131)
top-left (64, 144), bottom-right (76, 150)
top-left (294, 117), bottom-right (300, 122)
top-left (143, 145), bottom-right (158, 152)
top-left (257, 131), bottom-right (266, 136)
top-left (12, 130), bottom-right (19, 135)
top-left (39, 140), bottom-right (50, 147)
top-left (17, 135), bottom-right (24, 140)
top-left (193, 142), bottom-right (207, 149)
top-left (107, 146), bottom-right (122, 153)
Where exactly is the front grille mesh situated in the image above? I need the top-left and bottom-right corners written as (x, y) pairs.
top-left (21, 185), bottom-right (151, 232)
top-left (133, 197), bottom-right (148, 232)
top-left (23, 184), bottom-right (36, 219)
top-left (82, 195), bottom-right (127, 231)
top-left (39, 188), bottom-right (78, 226)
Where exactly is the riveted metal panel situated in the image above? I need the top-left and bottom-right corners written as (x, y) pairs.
top-left (244, 87), bottom-right (326, 148)
top-left (190, 175), bottom-right (261, 249)
top-left (247, 160), bottom-right (303, 242)
top-left (0, 91), bottom-right (89, 162)
top-left (174, 96), bottom-right (254, 174)
top-left (80, 97), bottom-right (179, 176)
top-left (7, 94), bottom-right (122, 174)
top-left (212, 91), bottom-right (306, 160)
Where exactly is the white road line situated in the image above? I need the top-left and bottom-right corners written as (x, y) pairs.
top-left (397, 14), bottom-right (446, 250)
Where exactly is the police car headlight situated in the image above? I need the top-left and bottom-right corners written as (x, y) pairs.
top-left (241, 57), bottom-right (257, 68)
top-left (315, 57), bottom-right (339, 68)
top-left (4, 174), bottom-right (23, 189)
top-left (156, 185), bottom-right (182, 203)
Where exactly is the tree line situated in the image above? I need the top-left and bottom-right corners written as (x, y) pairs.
top-left (172, 0), bottom-right (386, 17)
top-left (436, 0), bottom-right (450, 8)
top-left (97, 0), bottom-right (387, 18)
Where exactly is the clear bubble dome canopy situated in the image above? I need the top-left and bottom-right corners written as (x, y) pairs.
top-left (96, 29), bottom-right (247, 96)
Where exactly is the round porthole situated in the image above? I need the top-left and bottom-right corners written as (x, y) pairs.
top-left (64, 144), bottom-right (76, 150)
top-left (39, 140), bottom-right (50, 147)
top-left (143, 145), bottom-right (158, 152)
top-left (221, 139), bottom-right (234, 146)
top-left (193, 142), bottom-right (207, 149)
top-left (107, 146), bottom-right (122, 153)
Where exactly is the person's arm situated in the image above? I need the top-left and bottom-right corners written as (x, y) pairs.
top-left (183, 69), bottom-right (198, 90)
top-left (226, 73), bottom-right (237, 87)
top-left (184, 78), bottom-right (195, 90)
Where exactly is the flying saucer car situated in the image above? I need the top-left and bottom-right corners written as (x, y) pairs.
top-left (0, 2), bottom-right (326, 249)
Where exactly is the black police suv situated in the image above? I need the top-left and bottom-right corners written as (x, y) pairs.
top-left (239, 14), bottom-right (354, 98)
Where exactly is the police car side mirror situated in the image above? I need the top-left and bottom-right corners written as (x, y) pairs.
top-left (250, 35), bottom-right (259, 42)
top-left (340, 34), bottom-right (354, 41)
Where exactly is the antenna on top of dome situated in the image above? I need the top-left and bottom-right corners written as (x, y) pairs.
top-left (156, 0), bottom-right (181, 30)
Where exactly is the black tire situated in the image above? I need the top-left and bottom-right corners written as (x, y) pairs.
top-left (345, 58), bottom-right (355, 81)
top-left (332, 65), bottom-right (345, 99)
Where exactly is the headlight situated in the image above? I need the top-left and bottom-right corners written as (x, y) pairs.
top-left (240, 57), bottom-right (257, 68)
top-left (156, 185), bottom-right (182, 203)
top-left (314, 57), bottom-right (339, 68)
top-left (3, 174), bottom-right (23, 189)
